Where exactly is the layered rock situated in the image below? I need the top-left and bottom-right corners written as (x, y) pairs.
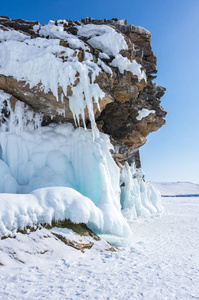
top-left (0, 16), bottom-right (166, 166)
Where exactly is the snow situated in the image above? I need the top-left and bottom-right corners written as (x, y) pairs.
top-left (0, 196), bottom-right (199, 299)
top-left (135, 26), bottom-right (151, 37)
top-left (97, 58), bottom-right (112, 74)
top-left (34, 22), bottom-right (86, 50)
top-left (116, 19), bottom-right (127, 25)
top-left (77, 24), bottom-right (128, 56)
top-left (151, 181), bottom-right (199, 196)
top-left (99, 52), bottom-right (110, 60)
top-left (136, 108), bottom-right (155, 120)
top-left (0, 226), bottom-right (113, 268)
top-left (110, 54), bottom-right (147, 82)
top-left (0, 29), bottom-right (30, 42)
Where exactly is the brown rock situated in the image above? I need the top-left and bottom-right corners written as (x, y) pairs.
top-left (0, 17), bottom-right (167, 166)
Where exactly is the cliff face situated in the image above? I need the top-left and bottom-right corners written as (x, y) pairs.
top-left (0, 16), bottom-right (166, 166)
top-left (0, 17), bottom-right (165, 240)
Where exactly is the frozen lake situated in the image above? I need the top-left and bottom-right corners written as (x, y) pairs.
top-left (0, 196), bottom-right (199, 299)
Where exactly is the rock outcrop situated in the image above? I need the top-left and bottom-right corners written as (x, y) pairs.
top-left (0, 16), bottom-right (166, 167)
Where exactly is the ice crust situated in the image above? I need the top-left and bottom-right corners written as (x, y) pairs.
top-left (0, 91), bottom-right (163, 238)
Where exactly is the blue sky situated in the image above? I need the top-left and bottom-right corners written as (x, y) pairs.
top-left (1, 0), bottom-right (199, 183)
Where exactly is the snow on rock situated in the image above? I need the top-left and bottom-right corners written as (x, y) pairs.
top-left (77, 24), bottom-right (128, 56)
top-left (0, 34), bottom-right (103, 136)
top-left (136, 108), bottom-right (155, 121)
top-left (34, 22), bottom-right (86, 50)
top-left (134, 26), bottom-right (151, 37)
top-left (0, 20), bottom-right (148, 137)
top-left (0, 29), bottom-right (30, 42)
top-left (110, 54), bottom-right (146, 82)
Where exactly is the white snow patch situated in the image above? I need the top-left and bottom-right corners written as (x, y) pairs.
top-left (0, 29), bottom-right (30, 42)
top-left (77, 24), bottom-right (128, 56)
top-left (135, 26), bottom-right (151, 37)
top-left (110, 54), bottom-right (146, 82)
top-left (99, 52), bottom-right (110, 60)
top-left (136, 108), bottom-right (155, 120)
top-left (0, 227), bottom-right (113, 268)
top-left (97, 58), bottom-right (112, 74)
top-left (34, 22), bottom-right (86, 50)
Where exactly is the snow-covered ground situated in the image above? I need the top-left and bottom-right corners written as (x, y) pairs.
top-left (0, 196), bottom-right (199, 300)
top-left (151, 181), bottom-right (199, 196)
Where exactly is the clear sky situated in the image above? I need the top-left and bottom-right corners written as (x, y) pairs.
top-left (1, 0), bottom-right (199, 183)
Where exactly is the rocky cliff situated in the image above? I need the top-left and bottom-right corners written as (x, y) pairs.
top-left (0, 16), bottom-right (166, 167)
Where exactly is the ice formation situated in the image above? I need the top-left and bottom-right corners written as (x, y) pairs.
top-left (0, 21), bottom-right (163, 239)
top-left (0, 187), bottom-right (103, 237)
top-left (0, 91), bottom-right (163, 238)
top-left (120, 164), bottom-right (163, 222)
